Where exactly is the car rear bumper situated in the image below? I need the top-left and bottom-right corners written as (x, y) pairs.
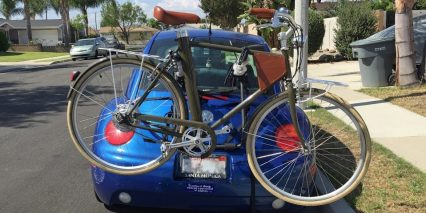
top-left (92, 151), bottom-right (304, 212)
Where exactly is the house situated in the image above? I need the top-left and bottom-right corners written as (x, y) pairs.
top-left (0, 19), bottom-right (64, 46)
top-left (99, 26), bottom-right (158, 45)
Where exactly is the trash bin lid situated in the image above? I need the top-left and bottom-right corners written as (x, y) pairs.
top-left (351, 14), bottom-right (426, 47)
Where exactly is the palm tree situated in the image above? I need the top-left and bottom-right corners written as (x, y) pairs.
top-left (395, 0), bottom-right (418, 86)
top-left (23, 0), bottom-right (32, 42)
top-left (50, 0), bottom-right (71, 45)
top-left (29, 0), bottom-right (49, 20)
top-left (0, 0), bottom-right (23, 20)
top-left (71, 0), bottom-right (106, 36)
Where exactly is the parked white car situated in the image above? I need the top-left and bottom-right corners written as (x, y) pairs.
top-left (70, 38), bottom-right (108, 61)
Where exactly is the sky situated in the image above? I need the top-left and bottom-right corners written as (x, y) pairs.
top-left (0, 0), bottom-right (205, 29)
top-left (0, 0), bottom-right (339, 28)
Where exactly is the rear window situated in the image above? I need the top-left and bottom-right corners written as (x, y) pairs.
top-left (75, 39), bottom-right (95, 46)
top-left (148, 36), bottom-right (266, 91)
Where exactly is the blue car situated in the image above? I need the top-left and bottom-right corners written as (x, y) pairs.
top-left (91, 29), bottom-right (310, 212)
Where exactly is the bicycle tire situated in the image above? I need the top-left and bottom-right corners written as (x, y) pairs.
top-left (67, 56), bottom-right (187, 175)
top-left (245, 89), bottom-right (371, 206)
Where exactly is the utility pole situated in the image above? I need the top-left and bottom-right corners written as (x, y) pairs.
top-left (295, 0), bottom-right (309, 88)
top-left (95, 12), bottom-right (98, 33)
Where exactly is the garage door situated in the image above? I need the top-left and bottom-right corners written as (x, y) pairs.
top-left (32, 29), bottom-right (59, 46)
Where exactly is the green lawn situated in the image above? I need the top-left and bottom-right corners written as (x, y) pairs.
top-left (347, 143), bottom-right (426, 213)
top-left (0, 52), bottom-right (69, 62)
top-left (310, 105), bottom-right (426, 212)
top-left (359, 84), bottom-right (426, 117)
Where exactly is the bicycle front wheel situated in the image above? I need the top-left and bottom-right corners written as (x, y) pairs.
top-left (67, 57), bottom-right (187, 175)
top-left (246, 89), bottom-right (371, 206)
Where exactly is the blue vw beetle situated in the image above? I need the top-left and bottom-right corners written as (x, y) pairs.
top-left (91, 28), bottom-right (310, 212)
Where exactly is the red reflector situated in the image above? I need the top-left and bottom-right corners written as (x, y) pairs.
top-left (105, 121), bottom-right (135, 146)
top-left (275, 124), bottom-right (301, 152)
top-left (70, 71), bottom-right (80, 81)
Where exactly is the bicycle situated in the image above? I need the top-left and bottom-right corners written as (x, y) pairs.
top-left (67, 6), bottom-right (371, 206)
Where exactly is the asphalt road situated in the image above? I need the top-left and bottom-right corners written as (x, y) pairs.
top-left (0, 59), bottom-right (323, 213)
top-left (0, 59), bottom-right (253, 213)
top-left (0, 59), bottom-right (112, 213)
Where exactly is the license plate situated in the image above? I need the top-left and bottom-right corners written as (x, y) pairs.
top-left (178, 155), bottom-right (227, 179)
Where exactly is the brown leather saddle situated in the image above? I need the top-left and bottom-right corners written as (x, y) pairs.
top-left (153, 6), bottom-right (200, 26)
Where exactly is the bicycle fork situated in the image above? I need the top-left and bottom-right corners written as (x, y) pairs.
top-left (282, 51), bottom-right (310, 153)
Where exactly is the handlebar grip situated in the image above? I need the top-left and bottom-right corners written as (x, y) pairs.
top-left (249, 8), bottom-right (276, 19)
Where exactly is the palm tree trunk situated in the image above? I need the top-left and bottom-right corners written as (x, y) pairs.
top-left (60, 0), bottom-right (71, 45)
top-left (395, 0), bottom-right (418, 86)
top-left (81, 7), bottom-right (89, 37)
top-left (24, 0), bottom-right (32, 43)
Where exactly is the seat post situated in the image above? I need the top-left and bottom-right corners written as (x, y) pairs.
top-left (177, 29), bottom-right (202, 122)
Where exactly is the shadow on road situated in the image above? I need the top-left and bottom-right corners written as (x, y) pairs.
top-left (0, 84), bottom-right (69, 128)
top-left (0, 60), bottom-right (92, 74)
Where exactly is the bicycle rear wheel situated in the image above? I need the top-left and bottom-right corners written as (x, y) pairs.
top-left (245, 89), bottom-right (371, 206)
top-left (67, 57), bottom-right (187, 175)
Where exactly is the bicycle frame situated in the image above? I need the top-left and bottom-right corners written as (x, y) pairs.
top-left (129, 28), bottom-right (304, 147)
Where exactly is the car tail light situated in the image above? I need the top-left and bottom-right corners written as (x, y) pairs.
top-left (70, 71), bottom-right (80, 81)
top-left (275, 124), bottom-right (301, 152)
top-left (105, 121), bottom-right (135, 146)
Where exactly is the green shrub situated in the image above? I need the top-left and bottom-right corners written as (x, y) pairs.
top-left (371, 0), bottom-right (394, 11)
top-left (0, 31), bottom-right (10, 52)
top-left (415, 0), bottom-right (426, 9)
top-left (308, 9), bottom-right (325, 55)
top-left (335, 0), bottom-right (377, 59)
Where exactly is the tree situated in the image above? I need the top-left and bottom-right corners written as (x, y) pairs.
top-left (199, 0), bottom-right (245, 29)
top-left (60, 0), bottom-right (70, 45)
top-left (70, 14), bottom-right (86, 39)
top-left (49, 0), bottom-right (71, 45)
top-left (101, 1), bottom-right (147, 44)
top-left (415, 0), bottom-right (426, 9)
top-left (71, 0), bottom-right (106, 36)
top-left (0, 0), bottom-right (22, 20)
top-left (29, 0), bottom-right (49, 19)
top-left (370, 0), bottom-right (395, 11)
top-left (0, 31), bottom-right (10, 52)
top-left (23, 0), bottom-right (32, 42)
top-left (146, 18), bottom-right (164, 30)
top-left (395, 0), bottom-right (418, 86)
top-left (334, 0), bottom-right (376, 59)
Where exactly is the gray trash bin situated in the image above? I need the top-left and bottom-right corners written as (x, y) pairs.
top-left (350, 37), bottom-right (395, 87)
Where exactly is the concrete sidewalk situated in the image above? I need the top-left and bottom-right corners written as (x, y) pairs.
top-left (308, 61), bottom-right (426, 172)
top-left (0, 55), bottom-right (72, 67)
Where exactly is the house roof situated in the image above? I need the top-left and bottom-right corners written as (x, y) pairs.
top-left (0, 19), bottom-right (63, 29)
top-left (88, 27), bottom-right (99, 35)
top-left (99, 26), bottom-right (159, 34)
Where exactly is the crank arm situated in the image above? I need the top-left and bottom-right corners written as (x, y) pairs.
top-left (166, 140), bottom-right (196, 149)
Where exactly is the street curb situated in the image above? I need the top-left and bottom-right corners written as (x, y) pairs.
top-left (50, 58), bottom-right (73, 65)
